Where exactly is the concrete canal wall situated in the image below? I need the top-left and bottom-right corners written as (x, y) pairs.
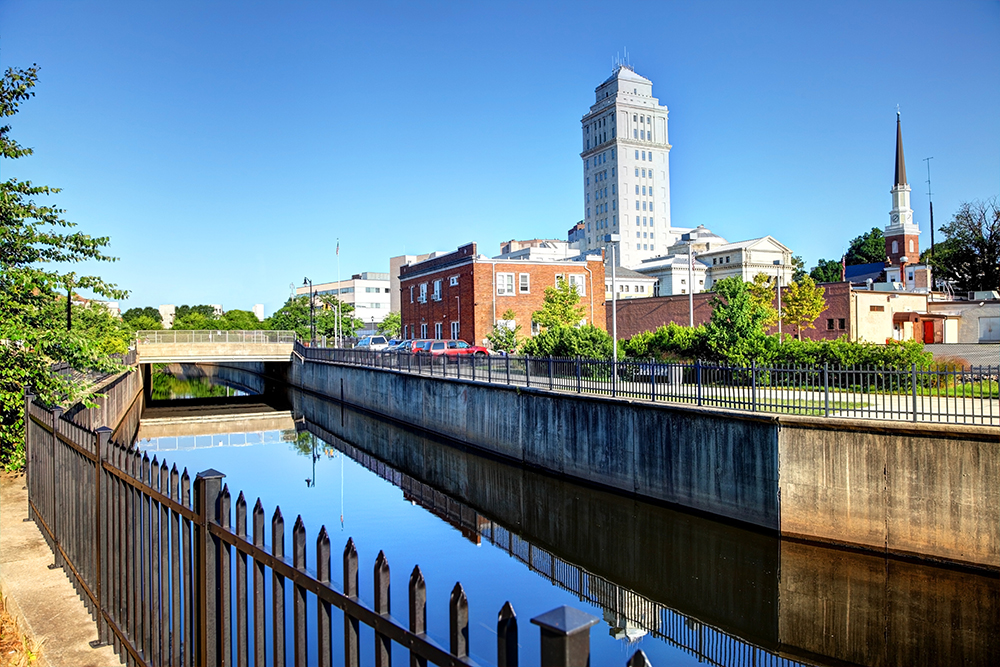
top-left (279, 358), bottom-right (998, 569)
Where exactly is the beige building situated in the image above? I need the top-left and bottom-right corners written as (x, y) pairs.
top-left (927, 298), bottom-right (1000, 343)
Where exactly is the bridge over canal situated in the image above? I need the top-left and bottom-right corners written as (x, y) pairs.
top-left (136, 329), bottom-right (296, 363)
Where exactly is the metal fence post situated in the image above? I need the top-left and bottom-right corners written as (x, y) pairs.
top-left (530, 606), bottom-right (599, 667)
top-left (576, 357), bottom-right (582, 394)
top-left (497, 601), bottom-right (518, 667)
top-left (92, 426), bottom-right (112, 647)
top-left (695, 362), bottom-right (703, 407)
top-left (751, 361), bottom-right (757, 412)
top-left (23, 387), bottom-right (34, 521)
top-left (194, 468), bottom-right (225, 667)
top-left (49, 406), bottom-right (63, 568)
top-left (506, 354), bottom-right (511, 385)
top-left (823, 363), bottom-right (830, 418)
top-left (548, 358), bottom-right (554, 391)
top-left (911, 363), bottom-right (918, 422)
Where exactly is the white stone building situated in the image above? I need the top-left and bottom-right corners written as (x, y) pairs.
top-left (579, 65), bottom-right (689, 268)
top-left (631, 226), bottom-right (795, 296)
top-left (296, 272), bottom-right (391, 332)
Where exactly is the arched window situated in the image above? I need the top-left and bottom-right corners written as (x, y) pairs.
top-left (892, 240), bottom-right (898, 254)
top-left (909, 239), bottom-right (914, 253)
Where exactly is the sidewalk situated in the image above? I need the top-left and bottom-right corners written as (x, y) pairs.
top-left (0, 472), bottom-right (122, 667)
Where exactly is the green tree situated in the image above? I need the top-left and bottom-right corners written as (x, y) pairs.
top-left (122, 306), bottom-right (161, 324)
top-left (175, 304), bottom-right (217, 319)
top-left (532, 277), bottom-right (586, 329)
top-left (790, 255), bottom-right (808, 282)
top-left (1, 64), bottom-right (127, 469)
top-left (781, 276), bottom-right (827, 341)
top-left (126, 314), bottom-right (162, 331)
top-left (218, 309), bottom-right (265, 330)
top-left (485, 309), bottom-right (521, 353)
top-left (746, 273), bottom-right (779, 328)
top-left (266, 295), bottom-right (362, 340)
top-left (810, 258), bottom-right (843, 283)
top-left (377, 311), bottom-right (401, 338)
top-left (704, 277), bottom-right (774, 365)
top-left (924, 198), bottom-right (999, 293)
top-left (171, 311), bottom-right (217, 330)
top-left (520, 324), bottom-right (613, 358)
top-left (845, 227), bottom-right (886, 265)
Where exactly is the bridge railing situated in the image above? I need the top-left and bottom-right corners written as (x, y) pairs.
top-left (137, 330), bottom-right (297, 344)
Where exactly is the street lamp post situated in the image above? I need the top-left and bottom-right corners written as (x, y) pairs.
top-left (303, 277), bottom-right (315, 345)
top-left (687, 244), bottom-right (696, 327)
top-left (776, 262), bottom-right (783, 340)
top-left (605, 234), bottom-right (621, 365)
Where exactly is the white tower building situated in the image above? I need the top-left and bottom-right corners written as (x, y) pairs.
top-left (580, 65), bottom-right (683, 267)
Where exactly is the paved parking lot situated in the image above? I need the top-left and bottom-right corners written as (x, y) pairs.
top-left (925, 343), bottom-right (999, 367)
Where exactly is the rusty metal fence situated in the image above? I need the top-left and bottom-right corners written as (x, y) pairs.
top-left (301, 343), bottom-right (999, 426)
top-left (24, 391), bottom-right (655, 667)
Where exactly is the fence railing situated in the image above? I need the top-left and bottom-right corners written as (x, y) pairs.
top-left (136, 330), bottom-right (297, 344)
top-left (298, 343), bottom-right (999, 426)
top-left (24, 392), bottom-right (655, 667)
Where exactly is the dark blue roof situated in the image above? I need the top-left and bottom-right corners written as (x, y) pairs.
top-left (844, 262), bottom-right (886, 283)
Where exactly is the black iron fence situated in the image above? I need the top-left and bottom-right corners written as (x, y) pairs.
top-left (24, 391), bottom-right (655, 667)
top-left (298, 343), bottom-right (999, 426)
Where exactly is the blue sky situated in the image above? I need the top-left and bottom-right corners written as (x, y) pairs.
top-left (2, 1), bottom-right (998, 314)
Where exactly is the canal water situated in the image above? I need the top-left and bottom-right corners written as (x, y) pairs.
top-left (134, 366), bottom-right (998, 667)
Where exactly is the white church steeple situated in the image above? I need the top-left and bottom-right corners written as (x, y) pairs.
top-left (885, 111), bottom-right (920, 266)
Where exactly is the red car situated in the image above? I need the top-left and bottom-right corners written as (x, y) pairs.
top-left (423, 339), bottom-right (490, 357)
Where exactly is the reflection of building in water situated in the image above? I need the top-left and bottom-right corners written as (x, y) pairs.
top-left (305, 421), bottom-right (808, 666)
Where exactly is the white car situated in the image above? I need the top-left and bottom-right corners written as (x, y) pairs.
top-left (355, 335), bottom-right (389, 350)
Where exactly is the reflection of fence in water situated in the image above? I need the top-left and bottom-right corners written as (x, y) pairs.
top-left (311, 422), bottom-right (805, 667)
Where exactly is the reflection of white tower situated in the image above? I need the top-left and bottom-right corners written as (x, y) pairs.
top-left (580, 65), bottom-right (679, 268)
top-left (885, 112), bottom-right (920, 281)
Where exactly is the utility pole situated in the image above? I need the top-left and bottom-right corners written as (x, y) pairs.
top-left (607, 234), bottom-right (620, 364)
top-left (924, 157), bottom-right (935, 258)
top-left (687, 244), bottom-right (695, 327)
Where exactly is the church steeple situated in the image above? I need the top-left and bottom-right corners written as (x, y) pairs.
top-left (885, 111), bottom-right (919, 275)
top-left (894, 111), bottom-right (907, 187)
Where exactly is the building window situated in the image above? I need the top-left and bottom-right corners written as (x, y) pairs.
top-left (635, 150), bottom-right (639, 159)
top-left (432, 279), bottom-right (442, 301)
top-left (838, 318), bottom-right (846, 330)
top-left (420, 323), bottom-right (428, 338)
top-left (497, 273), bottom-right (515, 295)
top-left (725, 256), bottom-right (730, 263)
top-left (909, 239), bottom-right (914, 253)
top-left (449, 275), bottom-right (459, 286)
top-left (409, 285), bottom-right (414, 303)
top-left (870, 305), bottom-right (885, 312)
top-left (566, 274), bottom-right (586, 296)
top-left (418, 283), bottom-right (427, 303)
top-left (434, 322), bottom-right (443, 339)
top-left (450, 321), bottom-right (460, 339)
top-left (519, 273), bottom-right (530, 293)
top-left (892, 240), bottom-right (898, 254)
top-left (633, 129), bottom-right (638, 139)
top-left (827, 319), bottom-right (835, 330)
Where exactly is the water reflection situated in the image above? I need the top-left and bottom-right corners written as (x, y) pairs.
top-left (135, 369), bottom-right (999, 667)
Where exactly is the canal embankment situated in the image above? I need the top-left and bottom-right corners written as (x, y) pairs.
top-left (273, 356), bottom-right (998, 570)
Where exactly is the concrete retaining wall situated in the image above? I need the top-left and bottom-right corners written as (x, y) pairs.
top-left (286, 358), bottom-right (998, 569)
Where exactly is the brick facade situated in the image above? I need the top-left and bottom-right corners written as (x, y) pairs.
top-left (400, 243), bottom-right (607, 346)
top-left (610, 281), bottom-right (855, 342)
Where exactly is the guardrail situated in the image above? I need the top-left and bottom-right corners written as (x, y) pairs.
top-left (299, 343), bottom-right (999, 426)
top-left (24, 391), bottom-right (656, 667)
top-left (136, 330), bottom-right (297, 344)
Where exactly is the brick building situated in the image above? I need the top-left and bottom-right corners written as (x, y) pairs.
top-left (399, 243), bottom-right (606, 346)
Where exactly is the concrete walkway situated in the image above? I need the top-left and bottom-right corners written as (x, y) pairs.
top-left (0, 473), bottom-right (122, 667)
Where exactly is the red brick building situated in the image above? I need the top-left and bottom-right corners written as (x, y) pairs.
top-left (399, 243), bottom-right (606, 346)
top-left (611, 282), bottom-right (856, 342)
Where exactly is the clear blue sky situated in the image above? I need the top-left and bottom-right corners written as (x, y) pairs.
top-left (2, 1), bottom-right (998, 315)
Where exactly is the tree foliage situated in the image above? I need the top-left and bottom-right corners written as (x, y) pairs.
top-left (781, 276), bottom-right (826, 340)
top-left (175, 304), bottom-right (217, 319)
top-left (519, 324), bottom-right (613, 358)
top-left (532, 278), bottom-right (586, 329)
top-left (122, 306), bottom-right (161, 323)
top-left (845, 227), bottom-right (885, 266)
top-left (746, 273), bottom-right (779, 328)
top-left (265, 295), bottom-right (361, 340)
top-left (485, 309), bottom-right (521, 353)
top-left (809, 258), bottom-right (843, 283)
top-left (790, 255), bottom-right (807, 282)
top-left (703, 277), bottom-right (774, 366)
top-left (377, 311), bottom-right (401, 338)
top-left (924, 198), bottom-right (999, 293)
top-left (1, 64), bottom-right (127, 470)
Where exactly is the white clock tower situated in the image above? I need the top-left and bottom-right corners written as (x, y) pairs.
top-left (885, 112), bottom-right (920, 270)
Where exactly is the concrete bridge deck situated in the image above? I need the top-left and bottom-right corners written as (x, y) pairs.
top-left (136, 330), bottom-right (296, 363)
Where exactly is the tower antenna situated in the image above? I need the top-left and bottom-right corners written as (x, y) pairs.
top-left (924, 156), bottom-right (935, 258)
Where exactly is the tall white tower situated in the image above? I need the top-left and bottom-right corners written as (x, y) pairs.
top-left (580, 65), bottom-right (679, 267)
top-left (884, 112), bottom-right (920, 272)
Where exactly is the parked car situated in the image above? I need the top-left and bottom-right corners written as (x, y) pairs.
top-left (355, 335), bottom-right (389, 350)
top-left (383, 339), bottom-right (410, 352)
top-left (421, 339), bottom-right (490, 357)
top-left (395, 339), bottom-right (431, 353)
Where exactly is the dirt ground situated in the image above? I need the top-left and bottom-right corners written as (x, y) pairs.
top-left (0, 595), bottom-right (40, 667)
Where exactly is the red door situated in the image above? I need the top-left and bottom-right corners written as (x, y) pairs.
top-left (923, 320), bottom-right (935, 344)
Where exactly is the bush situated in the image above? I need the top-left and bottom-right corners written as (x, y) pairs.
top-left (520, 324), bottom-right (614, 358)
